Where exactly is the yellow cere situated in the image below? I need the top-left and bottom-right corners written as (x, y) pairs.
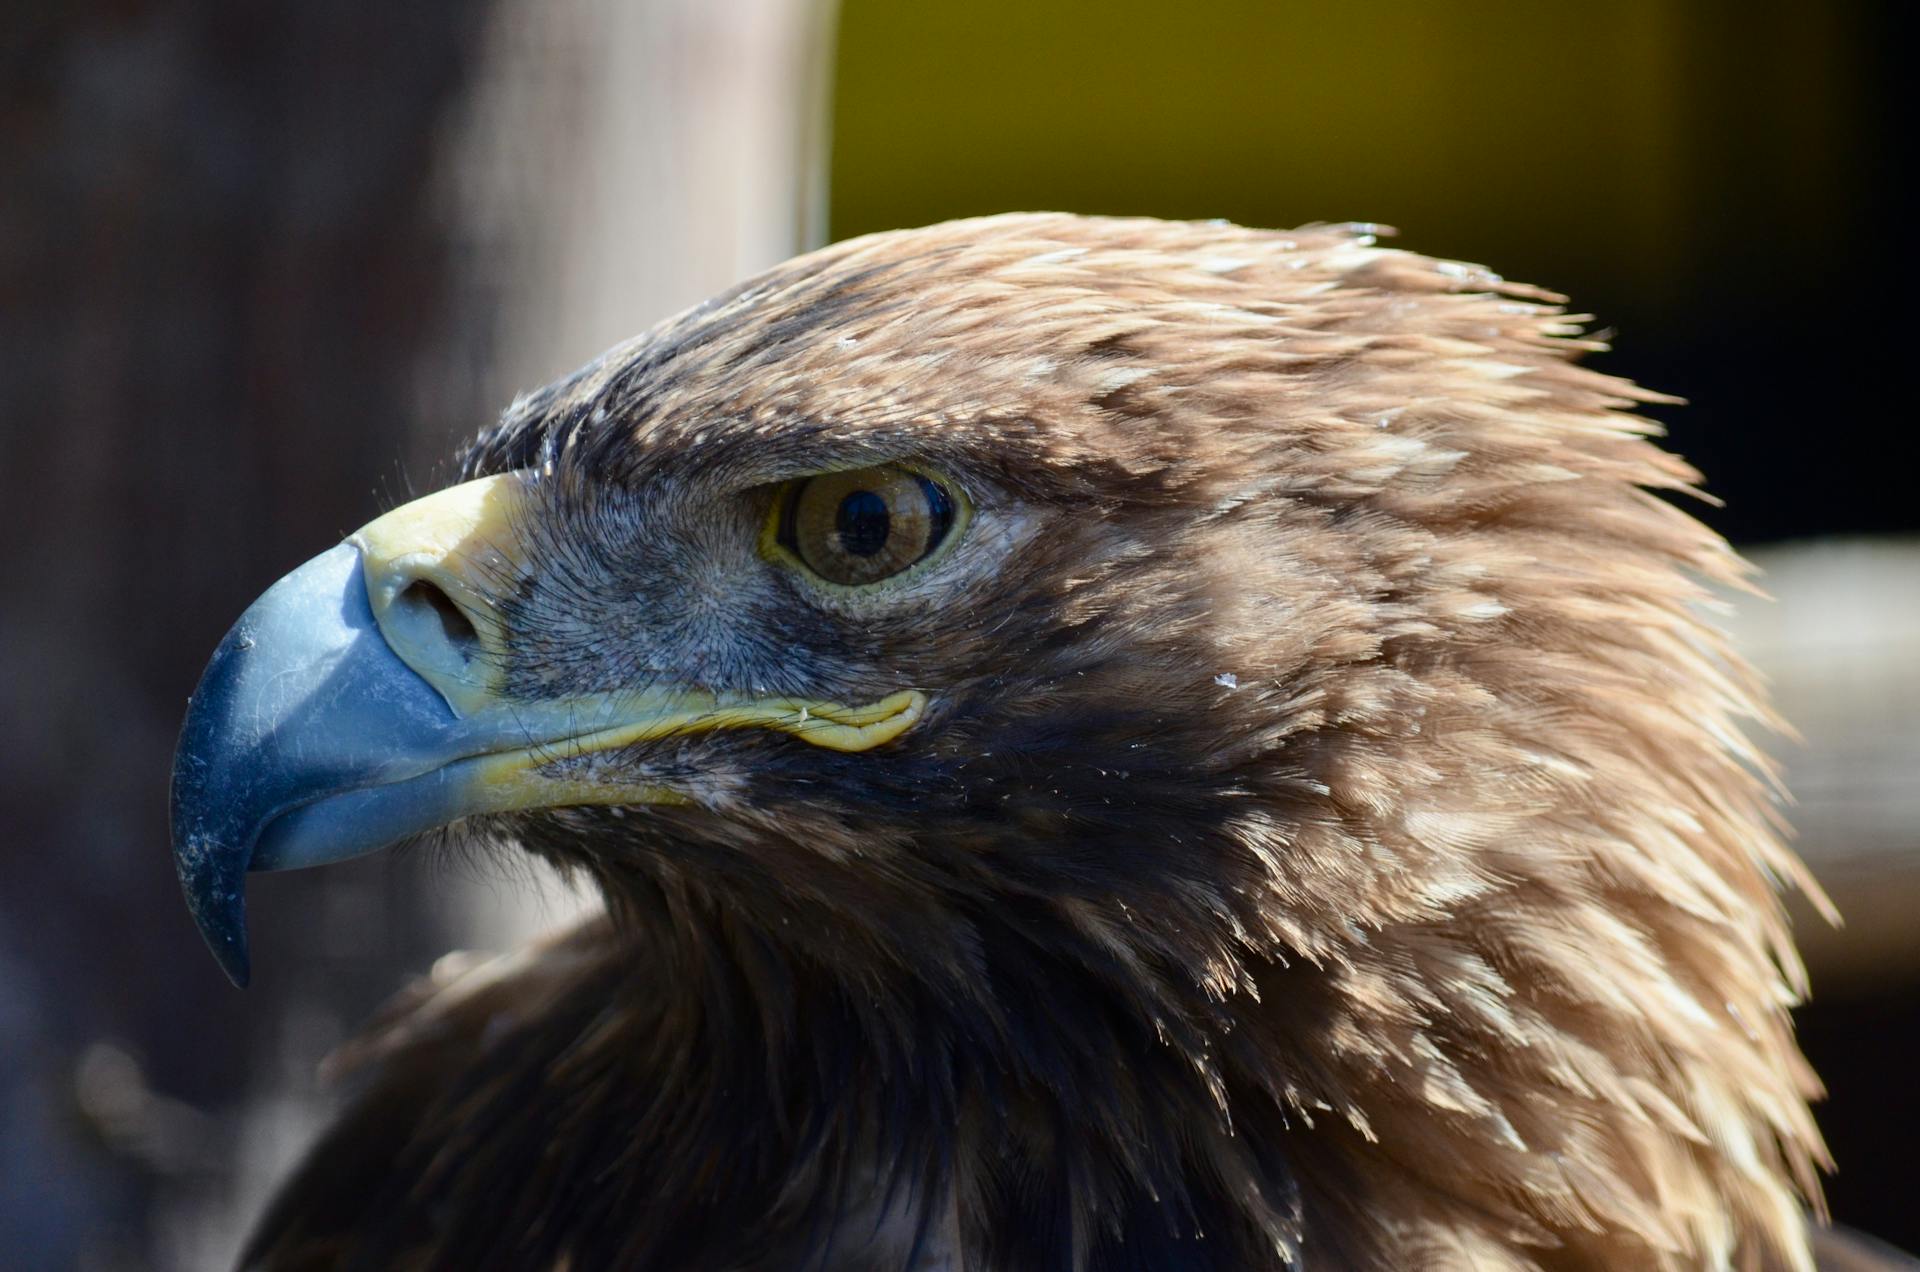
top-left (350, 472), bottom-right (539, 716)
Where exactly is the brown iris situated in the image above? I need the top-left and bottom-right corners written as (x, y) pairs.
top-left (778, 465), bottom-right (958, 586)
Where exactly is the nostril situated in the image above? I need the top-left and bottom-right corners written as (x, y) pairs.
top-left (397, 579), bottom-right (480, 663)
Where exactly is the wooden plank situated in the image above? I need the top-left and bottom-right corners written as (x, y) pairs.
top-left (1727, 540), bottom-right (1920, 989)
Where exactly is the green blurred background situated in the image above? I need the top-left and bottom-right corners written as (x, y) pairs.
top-left (832, 1), bottom-right (1898, 550)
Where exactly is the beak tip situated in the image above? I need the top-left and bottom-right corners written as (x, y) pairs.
top-left (206, 927), bottom-right (252, 988)
top-left (174, 840), bottom-right (253, 987)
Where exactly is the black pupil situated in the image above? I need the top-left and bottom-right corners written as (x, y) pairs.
top-left (836, 489), bottom-right (891, 557)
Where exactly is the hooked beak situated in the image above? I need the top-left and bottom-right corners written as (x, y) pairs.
top-left (170, 472), bottom-right (925, 986)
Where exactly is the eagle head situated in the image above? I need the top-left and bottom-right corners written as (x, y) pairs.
top-left (172, 214), bottom-right (1828, 1269)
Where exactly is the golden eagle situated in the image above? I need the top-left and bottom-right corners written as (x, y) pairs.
top-left (173, 214), bottom-right (1870, 1269)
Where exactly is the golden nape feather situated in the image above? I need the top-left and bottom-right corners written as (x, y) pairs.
top-left (170, 213), bottom-right (1887, 1271)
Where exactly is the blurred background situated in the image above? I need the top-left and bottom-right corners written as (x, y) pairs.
top-left (2, 2), bottom-right (1912, 1266)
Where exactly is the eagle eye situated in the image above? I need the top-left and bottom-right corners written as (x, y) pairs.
top-left (773, 465), bottom-right (962, 587)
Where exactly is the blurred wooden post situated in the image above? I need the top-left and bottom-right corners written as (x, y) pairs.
top-left (1726, 541), bottom-right (1920, 991)
top-left (424, 0), bottom-right (838, 951)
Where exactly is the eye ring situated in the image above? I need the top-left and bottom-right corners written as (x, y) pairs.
top-left (763, 464), bottom-right (969, 590)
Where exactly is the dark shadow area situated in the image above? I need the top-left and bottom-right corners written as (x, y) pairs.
top-left (1, 4), bottom-right (490, 1265)
top-left (1798, 981), bottom-right (1920, 1253)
